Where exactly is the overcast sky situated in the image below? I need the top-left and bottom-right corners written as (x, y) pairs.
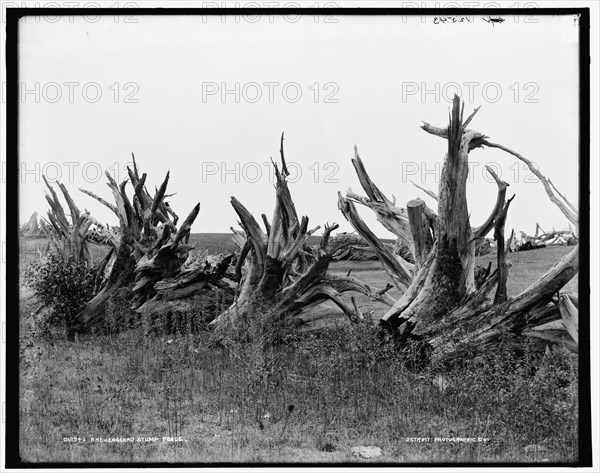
top-left (17, 12), bottom-right (581, 238)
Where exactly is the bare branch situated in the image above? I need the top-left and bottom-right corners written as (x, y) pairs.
top-left (493, 194), bottom-right (515, 304)
top-left (558, 293), bottom-right (578, 345)
top-left (261, 213), bottom-right (272, 237)
top-left (172, 203), bottom-right (200, 247)
top-left (235, 241), bottom-right (251, 281)
top-left (79, 188), bottom-right (118, 215)
top-left (481, 139), bottom-right (578, 229)
top-left (549, 179), bottom-right (578, 215)
top-left (463, 105), bottom-right (481, 128)
top-left (320, 222), bottom-right (340, 251)
top-left (57, 182), bottom-right (80, 222)
top-left (150, 171), bottom-right (170, 218)
top-left (231, 196), bottom-right (267, 270)
top-left (473, 165), bottom-right (509, 239)
top-left (338, 193), bottom-right (413, 290)
top-left (410, 180), bottom-right (438, 201)
top-left (352, 146), bottom-right (394, 206)
top-left (420, 121), bottom-right (447, 138)
top-left (324, 275), bottom-right (396, 307)
top-left (279, 131), bottom-right (290, 177)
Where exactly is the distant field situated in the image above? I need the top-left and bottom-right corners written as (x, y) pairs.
top-left (18, 233), bottom-right (396, 264)
top-left (300, 245), bottom-right (578, 327)
top-left (18, 234), bottom-right (239, 266)
top-left (19, 235), bottom-right (578, 295)
top-left (187, 233), bottom-right (238, 254)
top-left (18, 235), bottom-right (577, 326)
top-left (327, 248), bottom-right (580, 299)
top-left (19, 234), bottom-right (240, 265)
top-left (187, 233), bottom-right (396, 255)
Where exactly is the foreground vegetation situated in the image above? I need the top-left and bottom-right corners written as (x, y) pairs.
top-left (19, 321), bottom-right (578, 463)
top-left (19, 244), bottom-right (579, 464)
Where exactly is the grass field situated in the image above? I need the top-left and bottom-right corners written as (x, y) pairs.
top-left (17, 236), bottom-right (580, 464)
top-left (18, 233), bottom-right (396, 265)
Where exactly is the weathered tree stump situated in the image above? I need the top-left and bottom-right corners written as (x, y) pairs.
top-left (338, 96), bottom-right (579, 359)
top-left (75, 156), bottom-right (232, 331)
top-left (210, 134), bottom-right (396, 336)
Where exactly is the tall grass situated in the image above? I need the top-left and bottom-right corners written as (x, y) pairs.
top-left (19, 319), bottom-right (578, 463)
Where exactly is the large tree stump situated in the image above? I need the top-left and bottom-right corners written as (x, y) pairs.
top-left (41, 177), bottom-right (96, 264)
top-left (75, 156), bottom-right (226, 331)
top-left (210, 134), bottom-right (395, 337)
top-left (338, 96), bottom-right (579, 359)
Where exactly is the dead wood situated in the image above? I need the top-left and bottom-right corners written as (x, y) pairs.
top-left (340, 95), bottom-right (579, 358)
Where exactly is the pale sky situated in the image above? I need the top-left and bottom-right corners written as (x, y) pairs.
top-left (17, 12), bottom-right (581, 238)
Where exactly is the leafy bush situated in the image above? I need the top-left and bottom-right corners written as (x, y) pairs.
top-left (23, 251), bottom-right (97, 338)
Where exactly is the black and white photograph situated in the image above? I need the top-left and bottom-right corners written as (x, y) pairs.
top-left (2, 1), bottom-right (598, 469)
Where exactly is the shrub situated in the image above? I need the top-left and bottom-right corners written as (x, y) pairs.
top-left (23, 251), bottom-right (97, 339)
